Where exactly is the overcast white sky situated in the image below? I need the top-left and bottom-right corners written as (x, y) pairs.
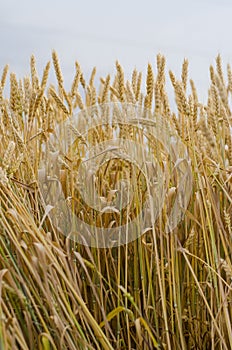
top-left (1, 0), bottom-right (232, 102)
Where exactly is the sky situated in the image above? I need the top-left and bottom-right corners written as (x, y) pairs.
top-left (1, 0), bottom-right (232, 102)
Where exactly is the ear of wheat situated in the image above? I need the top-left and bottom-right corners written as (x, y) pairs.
top-left (0, 53), bottom-right (231, 350)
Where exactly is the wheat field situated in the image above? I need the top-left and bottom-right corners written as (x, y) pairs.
top-left (0, 52), bottom-right (231, 349)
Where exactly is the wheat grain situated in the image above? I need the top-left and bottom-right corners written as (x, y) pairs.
top-left (161, 89), bottom-right (171, 118)
top-left (75, 91), bottom-right (85, 110)
top-left (135, 72), bottom-right (142, 102)
top-left (28, 91), bottom-right (36, 126)
top-left (131, 68), bottom-right (137, 96)
top-left (62, 88), bottom-right (72, 114)
top-left (223, 208), bottom-right (231, 235)
top-left (156, 53), bottom-right (162, 72)
top-left (146, 63), bottom-right (154, 97)
top-left (90, 86), bottom-right (97, 106)
top-left (2, 141), bottom-right (15, 170)
top-left (30, 54), bottom-right (40, 91)
top-left (156, 54), bottom-right (166, 87)
top-left (23, 77), bottom-right (31, 115)
top-left (145, 63), bottom-right (154, 109)
top-left (10, 73), bottom-right (18, 113)
top-left (80, 72), bottom-right (86, 90)
top-left (116, 61), bottom-right (125, 103)
top-left (175, 81), bottom-right (189, 119)
top-left (209, 65), bottom-right (216, 86)
top-left (0, 83), bottom-right (3, 109)
top-left (1, 64), bottom-right (9, 89)
top-left (126, 81), bottom-right (136, 104)
top-left (32, 89), bottom-right (44, 120)
top-left (227, 133), bottom-right (232, 164)
top-left (0, 167), bottom-right (8, 186)
top-left (190, 79), bottom-right (198, 103)
top-left (71, 62), bottom-right (81, 98)
top-left (215, 75), bottom-right (228, 112)
top-left (169, 70), bottom-right (176, 88)
top-left (101, 74), bottom-right (111, 104)
top-left (181, 58), bottom-right (188, 92)
top-left (200, 120), bottom-right (216, 150)
top-left (49, 87), bottom-right (69, 115)
top-left (52, 50), bottom-right (64, 88)
top-left (216, 54), bottom-right (225, 85)
top-left (41, 62), bottom-right (50, 91)
top-left (89, 66), bottom-right (97, 87)
top-left (86, 85), bottom-right (92, 107)
top-left (227, 64), bottom-right (232, 93)
top-left (172, 112), bottom-right (181, 136)
top-left (184, 228), bottom-right (196, 249)
top-left (109, 86), bottom-right (120, 100)
top-left (154, 82), bottom-right (161, 116)
top-left (209, 84), bottom-right (219, 136)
